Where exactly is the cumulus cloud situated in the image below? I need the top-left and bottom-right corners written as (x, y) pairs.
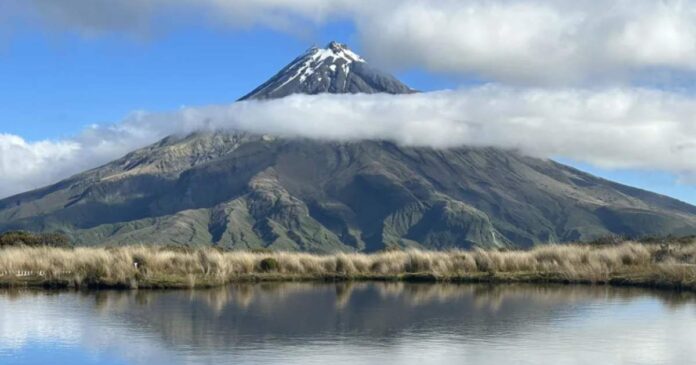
top-left (2, 86), bottom-right (696, 198)
top-left (0, 135), bottom-right (80, 197)
top-left (356, 0), bottom-right (696, 84)
top-left (9, 0), bottom-right (696, 84)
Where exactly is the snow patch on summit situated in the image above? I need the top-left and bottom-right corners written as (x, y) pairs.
top-left (316, 42), bottom-right (365, 63)
top-left (285, 42), bottom-right (365, 86)
top-left (238, 41), bottom-right (414, 100)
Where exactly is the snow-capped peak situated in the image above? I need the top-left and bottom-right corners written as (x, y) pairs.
top-left (311, 41), bottom-right (366, 64)
top-left (238, 41), bottom-right (413, 100)
top-left (263, 42), bottom-right (366, 90)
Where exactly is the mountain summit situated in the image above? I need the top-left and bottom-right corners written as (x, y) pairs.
top-left (1, 43), bottom-right (696, 251)
top-left (239, 42), bottom-right (414, 100)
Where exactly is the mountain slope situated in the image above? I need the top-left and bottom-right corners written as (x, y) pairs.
top-left (1, 42), bottom-right (696, 251)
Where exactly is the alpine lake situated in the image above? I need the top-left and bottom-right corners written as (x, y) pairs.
top-left (1, 282), bottom-right (695, 365)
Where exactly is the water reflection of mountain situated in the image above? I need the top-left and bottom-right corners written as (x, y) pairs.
top-left (18, 283), bottom-right (681, 353)
top-left (2, 284), bottom-right (695, 365)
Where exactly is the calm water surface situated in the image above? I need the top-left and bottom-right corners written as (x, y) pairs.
top-left (1, 283), bottom-right (695, 365)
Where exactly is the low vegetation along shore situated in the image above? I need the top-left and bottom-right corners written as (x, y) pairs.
top-left (1, 241), bottom-right (695, 291)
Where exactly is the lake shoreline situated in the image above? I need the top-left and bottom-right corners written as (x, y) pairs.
top-left (1, 242), bottom-right (695, 292)
top-left (0, 274), bottom-right (696, 292)
top-left (1, 271), bottom-right (695, 292)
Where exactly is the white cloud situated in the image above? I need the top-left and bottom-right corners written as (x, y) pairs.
top-left (2, 86), bottom-right (696, 198)
top-left (354, 0), bottom-right (696, 84)
top-left (0, 134), bottom-right (80, 197)
top-left (0, 115), bottom-right (178, 197)
top-left (9, 0), bottom-right (696, 84)
top-left (0, 294), bottom-right (175, 363)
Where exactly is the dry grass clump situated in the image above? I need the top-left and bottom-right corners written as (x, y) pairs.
top-left (0, 242), bottom-right (695, 290)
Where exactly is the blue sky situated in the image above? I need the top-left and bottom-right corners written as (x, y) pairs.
top-left (0, 25), bottom-right (350, 140)
top-left (1, 20), bottom-right (467, 141)
top-left (1, 1), bottom-right (695, 205)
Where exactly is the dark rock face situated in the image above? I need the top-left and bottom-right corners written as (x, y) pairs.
top-left (1, 42), bottom-right (696, 251)
top-left (239, 42), bottom-right (415, 100)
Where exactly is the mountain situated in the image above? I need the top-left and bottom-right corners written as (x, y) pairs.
top-left (1, 42), bottom-right (696, 252)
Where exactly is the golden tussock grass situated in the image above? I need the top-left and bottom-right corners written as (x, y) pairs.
top-left (0, 242), bottom-right (695, 290)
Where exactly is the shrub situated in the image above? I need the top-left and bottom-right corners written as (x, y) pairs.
top-left (37, 232), bottom-right (72, 248)
top-left (259, 257), bottom-right (279, 272)
top-left (380, 245), bottom-right (403, 253)
top-left (250, 247), bottom-right (273, 254)
top-left (639, 235), bottom-right (696, 245)
top-left (0, 231), bottom-right (72, 248)
top-left (158, 244), bottom-right (194, 254)
top-left (588, 234), bottom-right (626, 246)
